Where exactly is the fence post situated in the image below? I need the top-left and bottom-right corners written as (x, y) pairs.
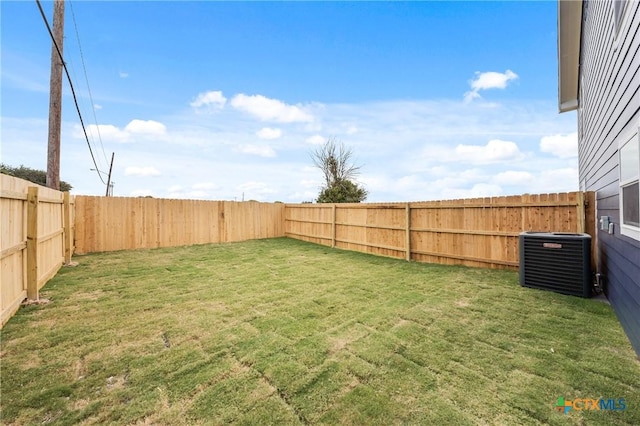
top-left (331, 204), bottom-right (336, 248)
top-left (576, 191), bottom-right (585, 233)
top-left (521, 193), bottom-right (529, 231)
top-left (63, 191), bottom-right (72, 264)
top-left (26, 186), bottom-right (39, 300)
top-left (405, 203), bottom-right (411, 261)
top-left (218, 201), bottom-right (226, 243)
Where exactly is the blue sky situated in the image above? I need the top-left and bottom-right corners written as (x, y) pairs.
top-left (1, 1), bottom-right (578, 202)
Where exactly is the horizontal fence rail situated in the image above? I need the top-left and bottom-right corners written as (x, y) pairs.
top-left (74, 197), bottom-right (285, 254)
top-left (285, 192), bottom-right (596, 270)
top-left (1, 174), bottom-right (75, 327)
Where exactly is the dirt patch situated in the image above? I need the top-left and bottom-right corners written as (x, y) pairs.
top-left (231, 358), bottom-right (252, 375)
top-left (106, 375), bottom-right (127, 391)
top-left (72, 399), bottom-right (89, 410)
top-left (330, 337), bottom-right (351, 353)
top-left (250, 377), bottom-right (277, 401)
top-left (22, 353), bottom-right (41, 369)
top-left (391, 319), bottom-right (410, 330)
top-left (74, 357), bottom-right (86, 380)
top-left (74, 291), bottom-right (105, 301)
top-left (328, 326), bottom-right (370, 354)
top-left (455, 300), bottom-right (470, 308)
top-left (157, 386), bottom-right (170, 411)
top-left (342, 377), bottom-right (359, 395)
top-left (21, 298), bottom-right (51, 306)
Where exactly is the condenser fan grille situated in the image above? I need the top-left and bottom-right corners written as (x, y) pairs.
top-left (519, 232), bottom-right (592, 297)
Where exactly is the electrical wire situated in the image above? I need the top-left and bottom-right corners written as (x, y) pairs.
top-left (69, 0), bottom-right (109, 169)
top-left (35, 0), bottom-right (107, 185)
top-left (62, 36), bottom-right (104, 171)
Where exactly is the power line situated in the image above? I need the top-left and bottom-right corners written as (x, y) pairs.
top-left (62, 34), bottom-right (104, 172)
top-left (35, 0), bottom-right (107, 185)
top-left (69, 0), bottom-right (109, 169)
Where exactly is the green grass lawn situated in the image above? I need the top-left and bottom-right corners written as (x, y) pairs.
top-left (1, 238), bottom-right (638, 425)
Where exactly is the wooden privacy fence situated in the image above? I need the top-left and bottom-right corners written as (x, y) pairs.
top-left (1, 175), bottom-right (75, 327)
top-left (1, 188), bottom-right (595, 326)
top-left (74, 196), bottom-right (285, 253)
top-left (285, 192), bottom-right (595, 269)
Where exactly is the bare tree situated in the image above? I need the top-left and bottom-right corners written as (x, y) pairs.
top-left (310, 138), bottom-right (367, 203)
top-left (312, 138), bottom-right (361, 187)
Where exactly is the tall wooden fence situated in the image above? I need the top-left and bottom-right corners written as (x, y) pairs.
top-left (2, 188), bottom-right (595, 326)
top-left (285, 192), bottom-right (595, 270)
top-left (1, 175), bottom-right (75, 327)
top-left (74, 196), bottom-right (285, 253)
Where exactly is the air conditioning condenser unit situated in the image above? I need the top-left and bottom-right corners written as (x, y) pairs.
top-left (519, 232), bottom-right (592, 298)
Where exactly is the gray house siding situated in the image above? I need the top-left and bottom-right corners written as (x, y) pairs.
top-left (577, 0), bottom-right (640, 355)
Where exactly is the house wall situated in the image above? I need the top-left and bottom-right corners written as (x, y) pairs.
top-left (578, 0), bottom-right (640, 355)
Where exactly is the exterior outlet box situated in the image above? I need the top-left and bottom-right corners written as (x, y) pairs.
top-left (600, 215), bottom-right (610, 231)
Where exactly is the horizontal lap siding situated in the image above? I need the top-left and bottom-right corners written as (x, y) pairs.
top-left (578, 0), bottom-right (640, 355)
top-left (600, 238), bottom-right (640, 354)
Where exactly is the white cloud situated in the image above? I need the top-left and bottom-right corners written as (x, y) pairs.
top-left (533, 168), bottom-right (579, 192)
top-left (447, 183), bottom-right (504, 199)
top-left (305, 135), bottom-right (326, 145)
top-left (471, 70), bottom-right (518, 91)
top-left (23, 96), bottom-right (577, 202)
top-left (119, 71), bottom-right (129, 79)
top-left (540, 132), bottom-right (578, 158)
top-left (464, 69), bottom-right (518, 103)
top-left (299, 179), bottom-right (320, 188)
top-left (190, 91), bottom-right (227, 108)
top-left (492, 170), bottom-right (535, 186)
top-left (230, 94), bottom-right (313, 123)
top-left (167, 184), bottom-right (213, 200)
top-left (237, 144), bottom-right (276, 158)
top-left (174, 190), bottom-right (208, 199)
top-left (192, 182), bottom-right (218, 190)
top-left (78, 120), bottom-right (167, 143)
top-left (124, 166), bottom-right (161, 176)
top-left (94, 104), bottom-right (103, 110)
top-left (124, 119), bottom-right (167, 136)
top-left (463, 90), bottom-right (482, 104)
top-left (454, 139), bottom-right (524, 164)
top-left (237, 181), bottom-right (277, 201)
top-left (81, 124), bottom-right (130, 143)
top-left (256, 127), bottom-right (282, 140)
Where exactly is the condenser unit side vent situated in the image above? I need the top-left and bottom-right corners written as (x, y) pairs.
top-left (519, 232), bottom-right (592, 298)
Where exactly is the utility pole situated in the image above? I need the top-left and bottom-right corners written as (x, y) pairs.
top-left (105, 152), bottom-right (114, 197)
top-left (46, 0), bottom-right (65, 190)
